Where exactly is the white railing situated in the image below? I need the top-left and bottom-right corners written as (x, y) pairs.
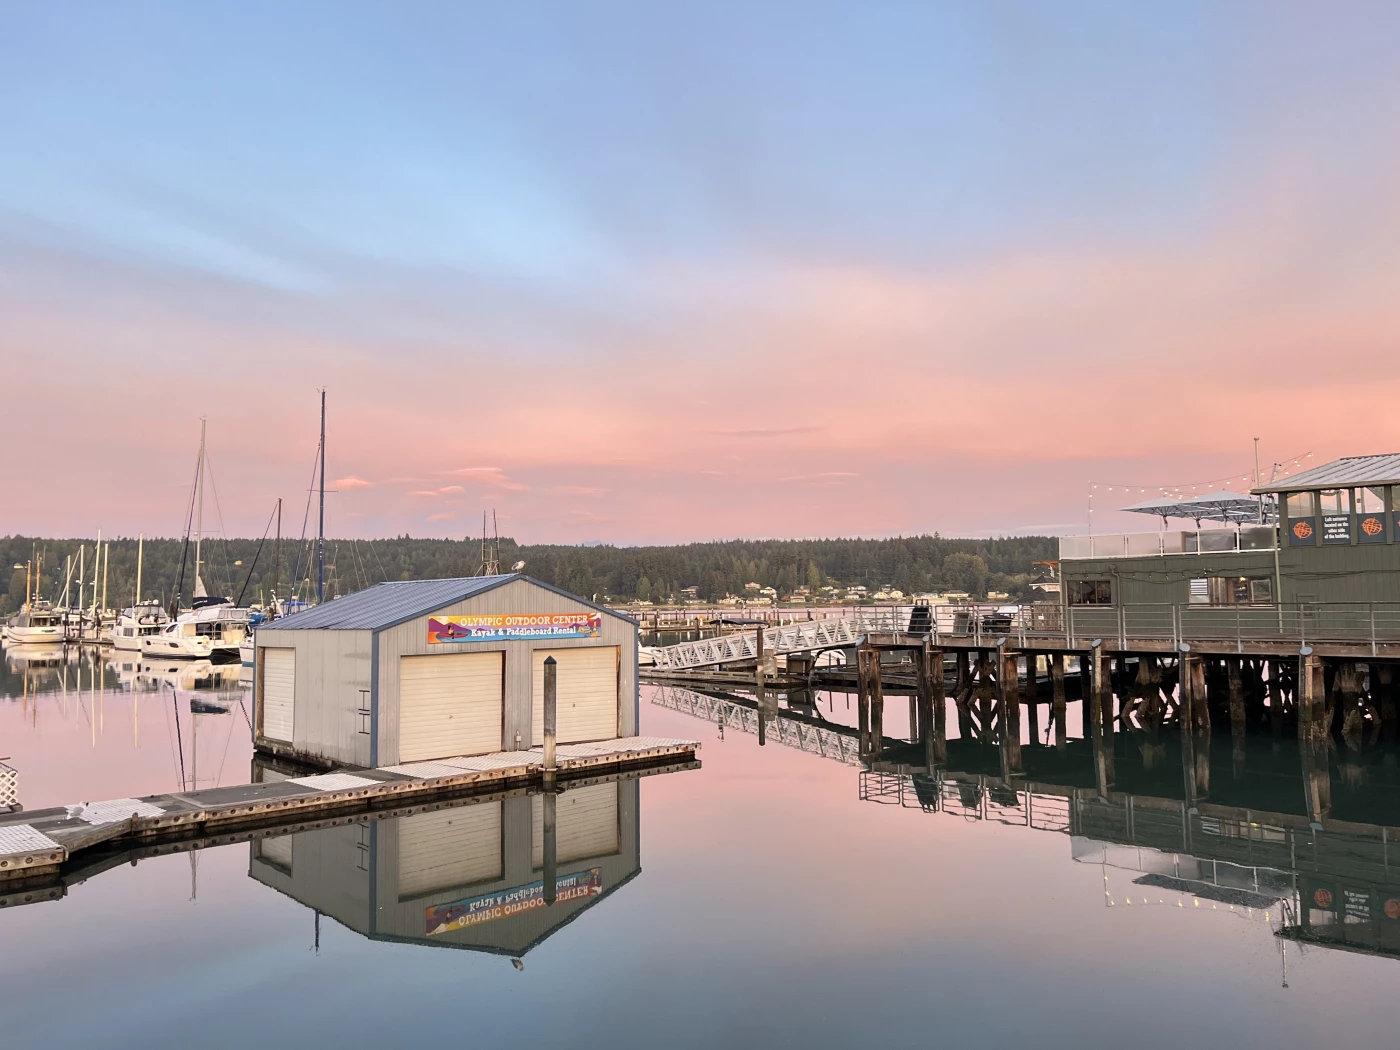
top-left (1060, 526), bottom-right (1277, 560)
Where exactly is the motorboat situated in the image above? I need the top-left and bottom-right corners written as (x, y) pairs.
top-left (112, 600), bottom-right (172, 651)
top-left (3, 602), bottom-right (65, 645)
top-left (140, 598), bottom-right (251, 662)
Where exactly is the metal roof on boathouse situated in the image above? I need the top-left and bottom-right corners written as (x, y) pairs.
top-left (260, 574), bottom-right (634, 631)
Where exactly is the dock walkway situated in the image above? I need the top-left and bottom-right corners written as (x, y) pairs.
top-left (0, 736), bottom-right (698, 886)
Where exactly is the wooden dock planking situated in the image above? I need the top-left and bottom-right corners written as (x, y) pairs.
top-left (0, 736), bottom-right (699, 886)
top-left (0, 755), bottom-right (701, 910)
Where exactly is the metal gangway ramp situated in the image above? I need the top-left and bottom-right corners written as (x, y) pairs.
top-left (649, 608), bottom-right (910, 670)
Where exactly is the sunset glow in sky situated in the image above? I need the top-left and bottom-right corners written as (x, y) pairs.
top-left (3, 2), bottom-right (1399, 544)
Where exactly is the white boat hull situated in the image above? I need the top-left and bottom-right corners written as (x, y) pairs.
top-left (141, 634), bottom-right (216, 659)
top-left (3, 625), bottom-right (64, 645)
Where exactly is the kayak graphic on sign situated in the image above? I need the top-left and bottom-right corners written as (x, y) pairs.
top-left (428, 612), bottom-right (602, 644)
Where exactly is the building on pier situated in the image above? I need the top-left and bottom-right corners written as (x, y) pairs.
top-left (253, 574), bottom-right (638, 769)
top-left (1059, 454), bottom-right (1400, 632)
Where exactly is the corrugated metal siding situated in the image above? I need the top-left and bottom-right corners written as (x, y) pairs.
top-left (1064, 552), bottom-right (1276, 605)
top-left (376, 577), bottom-right (638, 765)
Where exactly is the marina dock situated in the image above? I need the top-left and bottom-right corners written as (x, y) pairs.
top-left (0, 735), bottom-right (699, 891)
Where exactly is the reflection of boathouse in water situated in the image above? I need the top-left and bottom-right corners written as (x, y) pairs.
top-left (248, 773), bottom-right (640, 955)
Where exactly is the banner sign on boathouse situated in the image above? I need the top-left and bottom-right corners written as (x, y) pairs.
top-left (427, 612), bottom-right (602, 644)
top-left (425, 868), bottom-right (604, 935)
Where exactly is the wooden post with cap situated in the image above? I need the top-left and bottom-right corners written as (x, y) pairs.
top-left (543, 655), bottom-right (558, 779)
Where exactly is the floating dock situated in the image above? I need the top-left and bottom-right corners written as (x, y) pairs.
top-left (0, 736), bottom-right (699, 890)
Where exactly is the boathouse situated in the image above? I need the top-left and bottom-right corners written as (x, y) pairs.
top-left (253, 574), bottom-right (638, 769)
top-left (248, 777), bottom-right (640, 955)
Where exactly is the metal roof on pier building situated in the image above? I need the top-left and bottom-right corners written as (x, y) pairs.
top-left (1253, 454), bottom-right (1400, 494)
top-left (261, 574), bottom-right (634, 632)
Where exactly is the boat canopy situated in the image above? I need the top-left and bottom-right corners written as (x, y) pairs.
top-left (1119, 490), bottom-right (1270, 525)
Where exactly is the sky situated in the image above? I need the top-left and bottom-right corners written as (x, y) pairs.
top-left (2, 1), bottom-right (1399, 545)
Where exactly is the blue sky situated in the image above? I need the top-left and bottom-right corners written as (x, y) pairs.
top-left (2, 2), bottom-right (1398, 542)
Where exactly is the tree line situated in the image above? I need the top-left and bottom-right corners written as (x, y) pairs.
top-left (0, 532), bottom-right (1056, 615)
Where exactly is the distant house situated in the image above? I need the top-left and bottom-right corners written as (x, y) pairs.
top-left (743, 582), bottom-right (761, 592)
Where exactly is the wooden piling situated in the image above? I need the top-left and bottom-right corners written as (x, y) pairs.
top-left (856, 645), bottom-right (871, 755)
top-left (1051, 653), bottom-right (1066, 751)
top-left (925, 643), bottom-right (947, 766)
top-left (1000, 648), bottom-right (1022, 774)
top-left (1298, 651), bottom-right (1323, 741)
top-left (543, 655), bottom-right (558, 779)
top-left (870, 652), bottom-right (885, 756)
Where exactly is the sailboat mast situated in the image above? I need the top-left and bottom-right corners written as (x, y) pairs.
top-left (317, 390), bottom-right (325, 605)
top-left (24, 560), bottom-right (31, 613)
top-left (93, 529), bottom-right (102, 614)
top-left (136, 534), bottom-right (143, 604)
top-left (195, 419), bottom-right (206, 593)
top-left (101, 542), bottom-right (109, 617)
top-left (274, 498), bottom-right (282, 603)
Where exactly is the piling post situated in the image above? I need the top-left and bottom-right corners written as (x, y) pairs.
top-left (999, 645), bottom-right (1022, 775)
top-left (1300, 734), bottom-right (1332, 827)
top-left (543, 788), bottom-right (557, 905)
top-left (1298, 649), bottom-right (1322, 742)
top-left (870, 651), bottom-right (885, 757)
top-left (1090, 641), bottom-right (1113, 796)
top-left (856, 644), bottom-right (871, 755)
top-left (1051, 653), bottom-right (1067, 751)
top-left (543, 655), bottom-right (557, 780)
top-left (1080, 654), bottom-right (1094, 737)
top-left (924, 642), bottom-right (947, 766)
top-left (1228, 658), bottom-right (1246, 778)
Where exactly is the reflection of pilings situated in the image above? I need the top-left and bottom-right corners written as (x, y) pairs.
top-left (1300, 735), bottom-right (1332, 826)
top-left (543, 789), bottom-right (557, 906)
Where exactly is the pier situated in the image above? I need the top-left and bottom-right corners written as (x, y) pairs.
top-left (0, 735), bottom-right (699, 890)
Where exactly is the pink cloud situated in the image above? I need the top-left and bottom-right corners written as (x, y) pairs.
top-left (427, 512), bottom-right (457, 522)
top-left (332, 475), bottom-right (372, 490)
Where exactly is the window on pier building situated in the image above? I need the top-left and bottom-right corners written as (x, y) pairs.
top-left (1190, 576), bottom-right (1274, 606)
top-left (1285, 491), bottom-right (1317, 519)
top-left (1356, 486), bottom-right (1386, 514)
top-left (1318, 489), bottom-right (1348, 516)
top-left (1068, 580), bottom-right (1112, 606)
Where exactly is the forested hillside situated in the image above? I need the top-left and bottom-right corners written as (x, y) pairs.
top-left (0, 532), bottom-right (1056, 614)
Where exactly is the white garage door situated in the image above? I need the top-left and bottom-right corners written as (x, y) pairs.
top-left (398, 802), bottom-right (504, 898)
top-left (531, 781), bottom-right (620, 867)
top-left (257, 833), bottom-right (293, 873)
top-left (399, 652), bottom-right (503, 763)
top-left (261, 648), bottom-right (295, 742)
top-left (531, 647), bottom-right (619, 745)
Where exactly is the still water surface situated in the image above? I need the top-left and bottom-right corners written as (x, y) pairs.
top-left (2, 645), bottom-right (1399, 1048)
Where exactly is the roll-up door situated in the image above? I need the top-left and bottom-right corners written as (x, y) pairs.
top-left (531, 646), bottom-right (618, 745)
top-left (399, 652), bottom-right (503, 762)
top-left (261, 648), bottom-right (295, 742)
top-left (397, 802), bottom-right (503, 898)
top-left (257, 833), bottom-right (293, 874)
top-left (531, 781), bottom-right (620, 867)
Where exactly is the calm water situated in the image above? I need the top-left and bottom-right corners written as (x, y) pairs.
top-left (2, 644), bottom-right (1400, 1047)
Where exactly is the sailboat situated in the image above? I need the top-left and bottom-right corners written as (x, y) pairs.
top-left (141, 421), bottom-right (250, 662)
top-left (2, 559), bottom-right (64, 645)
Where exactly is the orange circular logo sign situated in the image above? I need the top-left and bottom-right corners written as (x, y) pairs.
top-left (1385, 899), bottom-right (1400, 920)
top-left (1293, 520), bottom-right (1314, 539)
top-left (1314, 887), bottom-right (1334, 908)
top-left (1362, 516), bottom-right (1384, 536)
